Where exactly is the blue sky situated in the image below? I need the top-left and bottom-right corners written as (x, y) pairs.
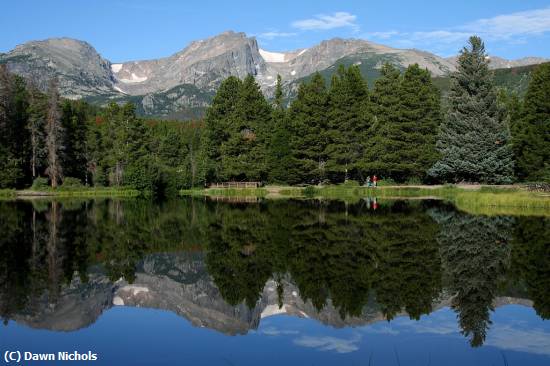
top-left (1, 0), bottom-right (550, 61)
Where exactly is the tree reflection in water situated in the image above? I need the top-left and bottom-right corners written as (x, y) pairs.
top-left (0, 197), bottom-right (548, 348)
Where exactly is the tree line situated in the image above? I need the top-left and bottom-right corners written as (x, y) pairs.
top-left (201, 36), bottom-right (549, 185)
top-left (1, 36), bottom-right (549, 193)
top-left (0, 67), bottom-right (202, 194)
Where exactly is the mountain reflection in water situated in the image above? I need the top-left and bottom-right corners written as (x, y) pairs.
top-left (0, 198), bottom-right (548, 352)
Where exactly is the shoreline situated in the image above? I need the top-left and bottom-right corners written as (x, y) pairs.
top-left (180, 184), bottom-right (550, 216)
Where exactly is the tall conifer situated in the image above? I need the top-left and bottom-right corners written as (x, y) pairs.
top-left (288, 73), bottom-right (329, 184)
top-left (512, 63), bottom-right (550, 181)
top-left (326, 65), bottom-right (369, 182)
top-left (429, 36), bottom-right (514, 183)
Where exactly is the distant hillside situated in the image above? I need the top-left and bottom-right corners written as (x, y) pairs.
top-left (291, 57), bottom-right (546, 101)
top-left (433, 62), bottom-right (547, 96)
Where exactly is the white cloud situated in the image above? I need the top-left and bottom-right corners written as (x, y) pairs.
top-left (293, 333), bottom-right (361, 353)
top-left (258, 31), bottom-right (297, 40)
top-left (465, 7), bottom-right (550, 40)
top-left (365, 7), bottom-right (550, 55)
top-left (364, 31), bottom-right (399, 40)
top-left (292, 12), bottom-right (359, 31)
top-left (486, 324), bottom-right (550, 356)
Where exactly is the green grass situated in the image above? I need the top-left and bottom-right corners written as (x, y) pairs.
top-left (181, 184), bottom-right (550, 216)
top-left (16, 187), bottom-right (140, 198)
top-left (181, 187), bottom-right (268, 198)
top-left (0, 189), bottom-right (16, 197)
top-left (453, 191), bottom-right (550, 216)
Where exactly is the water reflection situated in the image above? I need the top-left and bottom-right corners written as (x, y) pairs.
top-left (0, 198), bottom-right (548, 348)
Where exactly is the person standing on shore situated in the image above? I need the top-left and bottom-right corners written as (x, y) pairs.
top-left (373, 175), bottom-right (378, 187)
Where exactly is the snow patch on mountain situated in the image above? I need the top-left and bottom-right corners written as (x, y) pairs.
top-left (119, 73), bottom-right (148, 83)
top-left (259, 49), bottom-right (286, 63)
top-left (111, 63), bottom-right (122, 73)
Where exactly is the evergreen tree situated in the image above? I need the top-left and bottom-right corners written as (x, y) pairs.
top-left (269, 75), bottom-right (293, 183)
top-left (399, 64), bottom-right (441, 181)
top-left (512, 63), bottom-right (550, 181)
top-left (326, 65), bottom-right (370, 182)
top-left (362, 64), bottom-right (403, 180)
top-left (201, 76), bottom-right (242, 182)
top-left (0, 65), bottom-right (23, 188)
top-left (45, 79), bottom-right (64, 188)
top-left (429, 36), bottom-right (514, 183)
top-left (221, 75), bottom-right (272, 181)
top-left (362, 64), bottom-right (441, 182)
top-left (61, 100), bottom-right (89, 181)
top-left (288, 73), bottom-right (329, 184)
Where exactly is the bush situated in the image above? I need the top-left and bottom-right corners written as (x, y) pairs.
top-left (377, 178), bottom-right (396, 186)
top-left (62, 177), bottom-right (84, 188)
top-left (303, 186), bottom-right (319, 197)
top-left (405, 177), bottom-right (423, 185)
top-left (31, 177), bottom-right (49, 190)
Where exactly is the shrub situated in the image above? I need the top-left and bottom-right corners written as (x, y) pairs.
top-left (31, 177), bottom-right (49, 190)
top-left (377, 178), bottom-right (396, 186)
top-left (62, 177), bottom-right (84, 188)
top-left (303, 186), bottom-right (319, 197)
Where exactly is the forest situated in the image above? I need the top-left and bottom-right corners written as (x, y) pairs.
top-left (1, 36), bottom-right (549, 195)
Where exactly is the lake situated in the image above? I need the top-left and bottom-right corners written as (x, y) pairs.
top-left (0, 197), bottom-right (549, 365)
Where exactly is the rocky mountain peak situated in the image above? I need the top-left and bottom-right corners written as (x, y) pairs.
top-left (2, 37), bottom-right (113, 99)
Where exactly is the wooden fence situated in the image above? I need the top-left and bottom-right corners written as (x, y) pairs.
top-left (208, 181), bottom-right (262, 189)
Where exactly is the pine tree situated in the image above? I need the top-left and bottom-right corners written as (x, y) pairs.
top-left (399, 64), bottom-right (441, 181)
top-left (429, 36), bottom-right (514, 184)
top-left (0, 65), bottom-right (22, 188)
top-left (288, 73), bottom-right (329, 184)
top-left (221, 75), bottom-right (272, 181)
top-left (61, 100), bottom-right (89, 181)
top-left (45, 79), bottom-right (65, 188)
top-left (269, 75), bottom-right (293, 183)
top-left (326, 65), bottom-right (370, 183)
top-left (200, 76), bottom-right (242, 182)
top-left (362, 63), bottom-right (403, 180)
top-left (512, 63), bottom-right (550, 181)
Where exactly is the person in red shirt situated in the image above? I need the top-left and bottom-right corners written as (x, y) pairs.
top-left (373, 175), bottom-right (378, 187)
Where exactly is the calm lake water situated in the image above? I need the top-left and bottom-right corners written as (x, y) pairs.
top-left (0, 197), bottom-right (549, 365)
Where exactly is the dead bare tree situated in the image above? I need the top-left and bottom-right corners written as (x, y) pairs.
top-left (45, 79), bottom-right (64, 188)
top-left (26, 78), bottom-right (46, 179)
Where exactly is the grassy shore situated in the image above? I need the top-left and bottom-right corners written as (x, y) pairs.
top-left (0, 189), bottom-right (17, 198)
top-left (9, 187), bottom-right (141, 198)
top-left (181, 187), bottom-right (268, 198)
top-left (181, 184), bottom-right (550, 215)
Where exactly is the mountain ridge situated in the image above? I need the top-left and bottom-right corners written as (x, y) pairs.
top-left (1, 31), bottom-right (547, 118)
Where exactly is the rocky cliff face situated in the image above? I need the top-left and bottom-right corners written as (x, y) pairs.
top-left (0, 38), bottom-right (115, 99)
top-left (111, 31), bottom-right (266, 95)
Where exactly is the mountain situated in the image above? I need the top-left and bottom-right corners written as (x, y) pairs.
top-left (0, 32), bottom-right (547, 119)
top-left (445, 55), bottom-right (549, 70)
top-left (432, 62), bottom-right (549, 97)
top-left (0, 38), bottom-right (114, 99)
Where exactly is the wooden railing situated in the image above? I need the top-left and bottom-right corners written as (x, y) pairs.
top-left (208, 181), bottom-right (262, 189)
